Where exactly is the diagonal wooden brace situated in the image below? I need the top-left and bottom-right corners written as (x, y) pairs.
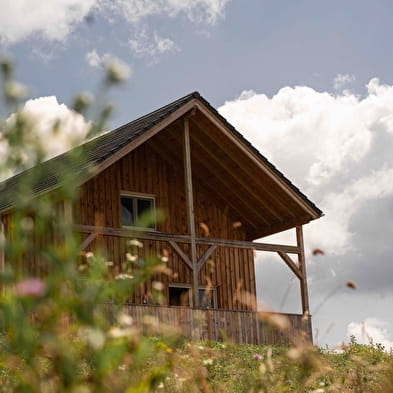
top-left (168, 240), bottom-right (193, 270)
top-left (79, 232), bottom-right (98, 252)
top-left (277, 251), bottom-right (303, 280)
top-left (197, 245), bottom-right (217, 272)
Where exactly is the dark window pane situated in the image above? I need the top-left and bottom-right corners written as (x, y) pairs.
top-left (199, 289), bottom-right (215, 309)
top-left (169, 287), bottom-right (190, 306)
top-left (137, 198), bottom-right (154, 228)
top-left (121, 197), bottom-right (135, 226)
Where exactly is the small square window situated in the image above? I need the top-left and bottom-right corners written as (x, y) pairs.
top-left (121, 193), bottom-right (155, 229)
top-left (168, 286), bottom-right (191, 307)
top-left (198, 288), bottom-right (216, 309)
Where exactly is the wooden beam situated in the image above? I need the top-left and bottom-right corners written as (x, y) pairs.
top-left (190, 121), bottom-right (283, 222)
top-left (148, 134), bottom-right (259, 231)
top-left (168, 240), bottom-right (193, 270)
top-left (73, 224), bottom-right (301, 254)
top-left (194, 102), bottom-right (321, 220)
top-left (250, 214), bottom-right (313, 240)
top-left (277, 251), bottom-right (303, 280)
top-left (183, 117), bottom-right (199, 308)
top-left (197, 245), bottom-right (217, 272)
top-left (64, 200), bottom-right (73, 225)
top-left (296, 225), bottom-right (310, 316)
top-left (0, 217), bottom-right (5, 296)
top-left (79, 232), bottom-right (98, 252)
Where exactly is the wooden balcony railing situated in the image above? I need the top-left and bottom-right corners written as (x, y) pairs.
top-left (102, 303), bottom-right (312, 345)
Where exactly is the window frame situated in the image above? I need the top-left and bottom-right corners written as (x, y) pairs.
top-left (167, 283), bottom-right (217, 309)
top-left (120, 191), bottom-right (157, 231)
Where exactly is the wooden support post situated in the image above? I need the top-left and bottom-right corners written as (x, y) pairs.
top-left (64, 200), bottom-right (73, 225)
top-left (296, 226), bottom-right (310, 316)
top-left (183, 117), bottom-right (199, 308)
top-left (0, 217), bottom-right (5, 296)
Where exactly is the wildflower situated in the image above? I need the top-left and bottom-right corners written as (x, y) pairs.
top-left (5, 81), bottom-right (28, 99)
top-left (157, 382), bottom-right (164, 389)
top-left (104, 56), bottom-right (131, 84)
top-left (78, 327), bottom-right (105, 350)
top-left (199, 222), bottom-right (210, 236)
top-left (118, 313), bottom-right (133, 327)
top-left (128, 239), bottom-right (143, 248)
top-left (107, 326), bottom-right (134, 338)
top-left (15, 278), bottom-right (45, 297)
top-left (126, 252), bottom-right (138, 262)
top-left (202, 358), bottom-right (213, 366)
top-left (253, 353), bottom-right (262, 360)
top-left (85, 252), bottom-right (94, 259)
top-left (259, 363), bottom-right (267, 374)
top-left (152, 281), bottom-right (164, 291)
top-left (232, 221), bottom-right (242, 229)
top-left (115, 273), bottom-right (134, 280)
top-left (346, 280), bottom-right (357, 289)
top-left (312, 248), bottom-right (325, 256)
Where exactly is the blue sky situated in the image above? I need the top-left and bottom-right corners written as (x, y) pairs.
top-left (1, 0), bottom-right (393, 349)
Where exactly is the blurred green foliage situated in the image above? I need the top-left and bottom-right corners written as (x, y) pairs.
top-left (0, 59), bottom-right (392, 393)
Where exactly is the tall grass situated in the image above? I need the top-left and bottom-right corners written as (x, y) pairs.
top-left (0, 59), bottom-right (392, 393)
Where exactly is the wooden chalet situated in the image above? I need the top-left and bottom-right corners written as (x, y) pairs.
top-left (0, 92), bottom-right (323, 344)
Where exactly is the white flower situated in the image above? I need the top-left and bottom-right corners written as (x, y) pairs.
top-left (115, 273), bottom-right (134, 280)
top-left (126, 252), bottom-right (138, 262)
top-left (108, 326), bottom-right (134, 338)
top-left (128, 239), bottom-right (143, 248)
top-left (152, 281), bottom-right (164, 291)
top-left (78, 327), bottom-right (105, 350)
top-left (202, 358), bottom-right (213, 366)
top-left (118, 313), bottom-right (133, 327)
top-left (105, 56), bottom-right (131, 83)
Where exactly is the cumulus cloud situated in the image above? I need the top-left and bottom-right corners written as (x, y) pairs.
top-left (347, 318), bottom-right (393, 351)
top-left (0, 96), bottom-right (90, 180)
top-left (218, 78), bottom-right (393, 256)
top-left (333, 73), bottom-right (355, 90)
top-left (0, 0), bottom-right (230, 45)
top-left (129, 30), bottom-right (178, 62)
top-left (0, 0), bottom-right (96, 44)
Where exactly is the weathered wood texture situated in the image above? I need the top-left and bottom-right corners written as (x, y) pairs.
top-left (102, 303), bottom-right (312, 345)
top-left (72, 126), bottom-right (257, 311)
top-left (1, 201), bottom-right (67, 278)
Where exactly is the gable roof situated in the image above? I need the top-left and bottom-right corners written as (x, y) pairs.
top-left (0, 92), bottom-right (322, 225)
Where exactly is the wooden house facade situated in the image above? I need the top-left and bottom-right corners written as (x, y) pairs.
top-left (0, 92), bottom-right (323, 344)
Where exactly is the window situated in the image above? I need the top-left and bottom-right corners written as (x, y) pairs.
top-left (168, 286), bottom-right (191, 307)
top-left (198, 288), bottom-right (216, 309)
top-left (168, 285), bottom-right (217, 308)
top-left (120, 192), bottom-right (156, 230)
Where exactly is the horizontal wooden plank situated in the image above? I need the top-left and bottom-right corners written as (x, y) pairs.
top-left (74, 224), bottom-right (301, 254)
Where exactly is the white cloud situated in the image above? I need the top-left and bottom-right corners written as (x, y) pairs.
top-left (85, 49), bottom-right (102, 67)
top-left (347, 318), bottom-right (393, 351)
top-left (333, 73), bottom-right (355, 90)
top-left (129, 30), bottom-right (178, 61)
top-left (218, 78), bottom-right (393, 255)
top-left (0, 0), bottom-right (230, 45)
top-left (103, 0), bottom-right (230, 24)
top-left (0, 0), bottom-right (96, 44)
top-left (1, 96), bottom-right (90, 180)
top-left (307, 167), bottom-right (393, 255)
